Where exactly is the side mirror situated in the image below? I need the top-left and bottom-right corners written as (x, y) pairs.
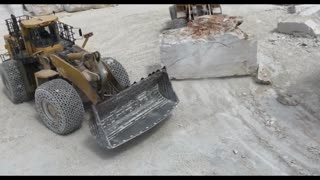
top-left (79, 29), bottom-right (82, 37)
top-left (73, 27), bottom-right (84, 40)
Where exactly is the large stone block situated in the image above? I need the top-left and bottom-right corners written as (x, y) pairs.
top-left (160, 15), bottom-right (258, 80)
top-left (277, 16), bottom-right (320, 37)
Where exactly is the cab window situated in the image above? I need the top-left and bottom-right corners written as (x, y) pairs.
top-left (29, 23), bottom-right (59, 48)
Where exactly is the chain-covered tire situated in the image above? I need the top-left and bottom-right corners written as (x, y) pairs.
top-left (171, 18), bottom-right (188, 29)
top-left (35, 79), bottom-right (85, 135)
top-left (0, 60), bottom-right (28, 104)
top-left (102, 57), bottom-right (130, 89)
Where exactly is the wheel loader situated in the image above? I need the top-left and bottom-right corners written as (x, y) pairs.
top-left (168, 4), bottom-right (222, 28)
top-left (0, 14), bottom-right (179, 149)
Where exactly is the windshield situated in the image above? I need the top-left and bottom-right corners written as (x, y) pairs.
top-left (29, 23), bottom-right (59, 48)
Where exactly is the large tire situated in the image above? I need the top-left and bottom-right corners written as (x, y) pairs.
top-left (101, 57), bottom-right (130, 89)
top-left (169, 5), bottom-right (177, 20)
top-left (35, 79), bottom-right (85, 135)
top-left (171, 18), bottom-right (188, 29)
top-left (0, 60), bottom-right (28, 104)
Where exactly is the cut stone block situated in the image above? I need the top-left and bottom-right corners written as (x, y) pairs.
top-left (160, 15), bottom-right (258, 80)
top-left (298, 5), bottom-right (320, 16)
top-left (277, 16), bottom-right (320, 37)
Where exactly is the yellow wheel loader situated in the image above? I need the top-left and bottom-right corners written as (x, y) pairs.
top-left (0, 14), bottom-right (179, 149)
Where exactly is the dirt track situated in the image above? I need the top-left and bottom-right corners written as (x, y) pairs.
top-left (0, 5), bottom-right (320, 175)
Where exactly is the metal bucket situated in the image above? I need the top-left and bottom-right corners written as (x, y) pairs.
top-left (89, 68), bottom-right (179, 149)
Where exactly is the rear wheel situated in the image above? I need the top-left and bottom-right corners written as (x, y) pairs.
top-left (0, 60), bottom-right (28, 104)
top-left (169, 5), bottom-right (177, 20)
top-left (35, 79), bottom-right (85, 135)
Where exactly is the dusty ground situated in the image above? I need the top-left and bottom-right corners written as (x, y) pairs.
top-left (1, 4), bottom-right (320, 175)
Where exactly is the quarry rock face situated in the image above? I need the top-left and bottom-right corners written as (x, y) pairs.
top-left (160, 15), bottom-right (258, 80)
top-left (63, 4), bottom-right (115, 13)
top-left (62, 5), bottom-right (97, 13)
top-left (298, 5), bottom-right (320, 17)
top-left (21, 4), bottom-right (117, 15)
top-left (24, 4), bottom-right (64, 16)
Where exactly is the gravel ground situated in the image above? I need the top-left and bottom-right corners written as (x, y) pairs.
top-left (0, 4), bottom-right (320, 175)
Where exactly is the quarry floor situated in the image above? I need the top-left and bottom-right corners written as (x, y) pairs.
top-left (0, 5), bottom-right (320, 175)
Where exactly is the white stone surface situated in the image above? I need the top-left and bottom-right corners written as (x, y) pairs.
top-left (160, 25), bottom-right (258, 79)
top-left (1, 5), bottom-right (320, 175)
top-left (7, 5), bottom-right (24, 16)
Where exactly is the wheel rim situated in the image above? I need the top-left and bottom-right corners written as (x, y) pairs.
top-left (41, 100), bottom-right (59, 123)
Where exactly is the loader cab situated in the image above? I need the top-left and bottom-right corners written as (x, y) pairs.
top-left (4, 14), bottom-right (80, 61)
top-left (21, 15), bottom-right (80, 54)
top-left (20, 15), bottom-right (64, 54)
top-left (27, 22), bottom-right (60, 48)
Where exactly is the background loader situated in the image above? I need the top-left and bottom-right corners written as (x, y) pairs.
top-left (169, 4), bottom-right (222, 28)
top-left (0, 14), bottom-right (179, 149)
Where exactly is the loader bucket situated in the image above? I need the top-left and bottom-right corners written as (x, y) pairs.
top-left (89, 68), bottom-right (179, 149)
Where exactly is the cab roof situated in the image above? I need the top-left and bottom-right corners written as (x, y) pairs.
top-left (21, 15), bottom-right (58, 28)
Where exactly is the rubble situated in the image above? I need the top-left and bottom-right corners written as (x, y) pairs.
top-left (277, 16), bottom-right (320, 37)
top-left (265, 118), bottom-right (276, 127)
top-left (233, 149), bottom-right (238, 154)
top-left (276, 91), bottom-right (300, 106)
top-left (254, 64), bottom-right (272, 85)
top-left (160, 15), bottom-right (258, 80)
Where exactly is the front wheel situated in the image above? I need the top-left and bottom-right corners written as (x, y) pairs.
top-left (102, 57), bottom-right (130, 90)
top-left (35, 79), bottom-right (85, 135)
